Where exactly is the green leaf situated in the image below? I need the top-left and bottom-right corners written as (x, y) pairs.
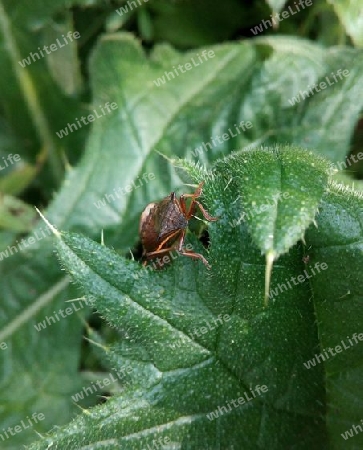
top-left (44, 34), bottom-right (257, 244)
top-left (29, 148), bottom-right (363, 449)
top-left (2, 25), bottom-right (363, 450)
top-left (0, 0), bottom-right (89, 184)
top-left (305, 181), bottom-right (363, 446)
top-left (43, 14), bottom-right (83, 96)
top-left (43, 35), bottom-right (363, 248)
top-left (0, 194), bottom-right (37, 232)
top-left (0, 162), bottom-right (38, 195)
top-left (0, 263), bottom-right (86, 448)
top-left (243, 37), bottom-right (363, 163)
top-left (177, 145), bottom-right (331, 303)
top-left (331, 0), bottom-right (363, 47)
top-left (214, 145), bottom-right (331, 259)
top-left (0, 33), bottom-right (257, 450)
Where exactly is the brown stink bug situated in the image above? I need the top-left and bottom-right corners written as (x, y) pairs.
top-left (139, 181), bottom-right (218, 269)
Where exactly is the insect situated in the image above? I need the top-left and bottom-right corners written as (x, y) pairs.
top-left (139, 182), bottom-right (218, 269)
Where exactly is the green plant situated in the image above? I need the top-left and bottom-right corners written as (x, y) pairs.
top-left (29, 146), bottom-right (363, 449)
top-left (1, 1), bottom-right (363, 449)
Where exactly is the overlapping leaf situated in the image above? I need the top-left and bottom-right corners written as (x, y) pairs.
top-left (29, 149), bottom-right (363, 449)
top-left (1, 16), bottom-right (363, 450)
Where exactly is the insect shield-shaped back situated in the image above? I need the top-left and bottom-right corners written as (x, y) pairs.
top-left (139, 183), bottom-right (218, 270)
top-left (139, 192), bottom-right (188, 269)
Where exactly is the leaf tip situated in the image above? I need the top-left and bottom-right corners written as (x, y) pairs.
top-left (34, 207), bottom-right (61, 238)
